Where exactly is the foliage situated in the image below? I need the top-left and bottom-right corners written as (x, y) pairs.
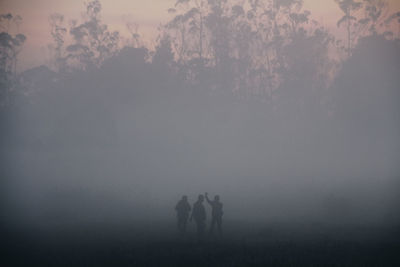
top-left (65, 0), bottom-right (120, 70)
top-left (48, 13), bottom-right (67, 72)
top-left (335, 0), bottom-right (400, 56)
top-left (163, 0), bottom-right (336, 108)
top-left (0, 13), bottom-right (26, 106)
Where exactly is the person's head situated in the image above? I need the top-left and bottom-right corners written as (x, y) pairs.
top-left (214, 195), bottom-right (220, 202)
top-left (182, 195), bottom-right (188, 201)
top-left (198, 194), bottom-right (204, 202)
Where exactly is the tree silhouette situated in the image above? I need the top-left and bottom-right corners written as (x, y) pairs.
top-left (66, 0), bottom-right (120, 70)
top-left (359, 0), bottom-right (400, 38)
top-left (335, 0), bottom-right (362, 56)
top-left (49, 13), bottom-right (67, 72)
top-left (0, 13), bottom-right (26, 106)
top-left (335, 0), bottom-right (400, 56)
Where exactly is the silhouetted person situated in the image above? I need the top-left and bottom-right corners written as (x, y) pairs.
top-left (205, 192), bottom-right (223, 237)
top-left (190, 194), bottom-right (206, 240)
top-left (175, 195), bottom-right (191, 235)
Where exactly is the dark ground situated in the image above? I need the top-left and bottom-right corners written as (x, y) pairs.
top-left (2, 221), bottom-right (399, 266)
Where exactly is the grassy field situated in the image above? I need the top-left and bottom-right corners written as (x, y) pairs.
top-left (2, 222), bottom-right (399, 266)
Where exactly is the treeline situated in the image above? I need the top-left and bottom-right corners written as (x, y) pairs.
top-left (0, 0), bottom-right (398, 104)
top-left (0, 0), bottom-right (399, 175)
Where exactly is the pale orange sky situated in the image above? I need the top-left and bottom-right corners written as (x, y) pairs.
top-left (1, 0), bottom-right (399, 71)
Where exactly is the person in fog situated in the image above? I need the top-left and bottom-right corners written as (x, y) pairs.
top-left (190, 194), bottom-right (206, 240)
top-left (205, 192), bottom-right (223, 236)
top-left (175, 195), bottom-right (191, 235)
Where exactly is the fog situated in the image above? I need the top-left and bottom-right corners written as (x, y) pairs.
top-left (1, 0), bottom-right (400, 232)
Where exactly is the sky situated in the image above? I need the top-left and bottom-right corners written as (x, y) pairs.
top-left (1, 0), bottom-right (400, 71)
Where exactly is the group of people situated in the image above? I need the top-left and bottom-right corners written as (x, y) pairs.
top-left (175, 193), bottom-right (223, 239)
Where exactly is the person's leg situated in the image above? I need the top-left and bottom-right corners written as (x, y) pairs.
top-left (199, 221), bottom-right (205, 240)
top-left (177, 217), bottom-right (181, 233)
top-left (196, 221), bottom-right (201, 239)
top-left (209, 217), bottom-right (216, 235)
top-left (182, 218), bottom-right (187, 234)
top-left (217, 217), bottom-right (222, 236)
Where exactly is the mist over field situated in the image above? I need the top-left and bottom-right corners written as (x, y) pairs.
top-left (1, 1), bottom-right (400, 266)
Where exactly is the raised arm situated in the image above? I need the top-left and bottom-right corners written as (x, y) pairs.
top-left (205, 192), bottom-right (212, 205)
